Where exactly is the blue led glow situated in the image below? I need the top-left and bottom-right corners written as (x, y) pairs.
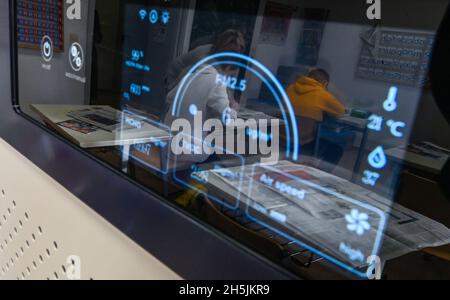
top-left (269, 211), bottom-right (287, 223)
top-left (129, 83), bottom-right (150, 97)
top-left (368, 146), bottom-right (388, 170)
top-left (138, 9), bottom-right (147, 20)
top-left (142, 85), bottom-right (151, 93)
top-left (246, 128), bottom-right (272, 142)
top-left (387, 120), bottom-right (406, 138)
top-left (172, 133), bottom-right (246, 210)
top-left (176, 61), bottom-right (293, 158)
top-left (131, 49), bottom-right (144, 62)
top-left (161, 10), bottom-right (170, 25)
top-left (130, 83), bottom-right (142, 96)
top-left (383, 86), bottom-right (399, 112)
top-left (149, 9), bottom-right (158, 24)
top-left (121, 109), bottom-right (172, 175)
top-left (125, 60), bottom-right (151, 72)
top-left (222, 107), bottom-right (233, 126)
top-left (216, 74), bottom-right (247, 92)
top-left (368, 114), bottom-right (383, 132)
top-left (171, 52), bottom-right (299, 161)
top-left (189, 104), bottom-right (198, 116)
top-left (346, 209), bottom-right (371, 236)
top-left (247, 163), bottom-right (387, 278)
top-left (362, 170), bottom-right (380, 187)
top-left (125, 116), bottom-right (142, 129)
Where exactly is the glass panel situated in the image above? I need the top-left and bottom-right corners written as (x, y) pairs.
top-left (14, 0), bottom-right (450, 279)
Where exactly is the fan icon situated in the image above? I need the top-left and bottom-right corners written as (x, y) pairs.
top-left (346, 209), bottom-right (371, 236)
top-left (69, 42), bottom-right (84, 72)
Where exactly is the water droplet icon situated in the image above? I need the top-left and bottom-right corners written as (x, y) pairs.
top-left (368, 146), bottom-right (387, 169)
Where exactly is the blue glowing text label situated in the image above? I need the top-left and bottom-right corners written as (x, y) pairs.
top-left (362, 170), bottom-right (381, 187)
top-left (339, 243), bottom-right (365, 263)
top-left (259, 173), bottom-right (306, 201)
top-left (246, 128), bottom-right (272, 142)
top-left (368, 114), bottom-right (384, 132)
top-left (125, 116), bottom-right (142, 129)
top-left (133, 143), bottom-right (151, 156)
top-left (387, 120), bottom-right (406, 138)
top-left (130, 83), bottom-right (150, 96)
top-left (191, 164), bottom-right (209, 184)
top-left (216, 74), bottom-right (247, 92)
top-left (131, 49), bottom-right (144, 62)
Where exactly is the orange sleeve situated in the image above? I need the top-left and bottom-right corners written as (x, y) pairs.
top-left (321, 92), bottom-right (346, 118)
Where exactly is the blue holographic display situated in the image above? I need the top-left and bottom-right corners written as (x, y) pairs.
top-left (170, 52), bottom-right (300, 161)
top-left (247, 164), bottom-right (386, 278)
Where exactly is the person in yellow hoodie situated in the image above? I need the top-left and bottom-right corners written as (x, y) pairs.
top-left (287, 69), bottom-right (346, 169)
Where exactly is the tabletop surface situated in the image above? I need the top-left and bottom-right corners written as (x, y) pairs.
top-left (31, 104), bottom-right (172, 148)
top-left (386, 146), bottom-right (449, 174)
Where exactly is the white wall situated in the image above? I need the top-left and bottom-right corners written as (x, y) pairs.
top-left (247, 0), bottom-right (450, 149)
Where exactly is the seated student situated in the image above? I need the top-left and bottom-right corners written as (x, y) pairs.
top-left (286, 69), bottom-right (346, 168)
top-left (164, 60), bottom-right (239, 164)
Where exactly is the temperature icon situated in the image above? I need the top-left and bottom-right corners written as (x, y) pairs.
top-left (69, 42), bottom-right (84, 72)
top-left (383, 86), bottom-right (399, 112)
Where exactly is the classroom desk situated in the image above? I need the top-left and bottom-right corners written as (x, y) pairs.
top-left (30, 105), bottom-right (172, 172)
top-left (238, 108), bottom-right (286, 124)
top-left (316, 114), bottom-right (369, 182)
top-left (385, 145), bottom-right (449, 199)
top-left (386, 146), bottom-right (448, 176)
top-left (386, 146), bottom-right (450, 263)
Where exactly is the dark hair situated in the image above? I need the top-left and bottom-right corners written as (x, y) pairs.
top-left (212, 29), bottom-right (246, 54)
top-left (308, 68), bottom-right (330, 84)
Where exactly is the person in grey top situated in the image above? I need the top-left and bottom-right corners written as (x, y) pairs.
top-left (165, 29), bottom-right (246, 93)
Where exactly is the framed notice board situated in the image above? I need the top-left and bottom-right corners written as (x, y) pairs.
top-left (356, 28), bottom-right (435, 87)
top-left (17, 0), bottom-right (64, 51)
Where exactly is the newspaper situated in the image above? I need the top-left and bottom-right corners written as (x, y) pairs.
top-left (205, 160), bottom-right (450, 268)
top-left (67, 107), bottom-right (145, 132)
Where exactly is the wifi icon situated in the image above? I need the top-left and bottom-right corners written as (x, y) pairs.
top-left (139, 9), bottom-right (147, 20)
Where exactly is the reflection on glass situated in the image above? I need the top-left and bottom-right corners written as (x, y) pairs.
top-left (15, 0), bottom-right (450, 279)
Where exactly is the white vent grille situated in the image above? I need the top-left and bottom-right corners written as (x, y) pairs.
top-left (0, 139), bottom-right (180, 280)
top-left (0, 193), bottom-right (65, 280)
